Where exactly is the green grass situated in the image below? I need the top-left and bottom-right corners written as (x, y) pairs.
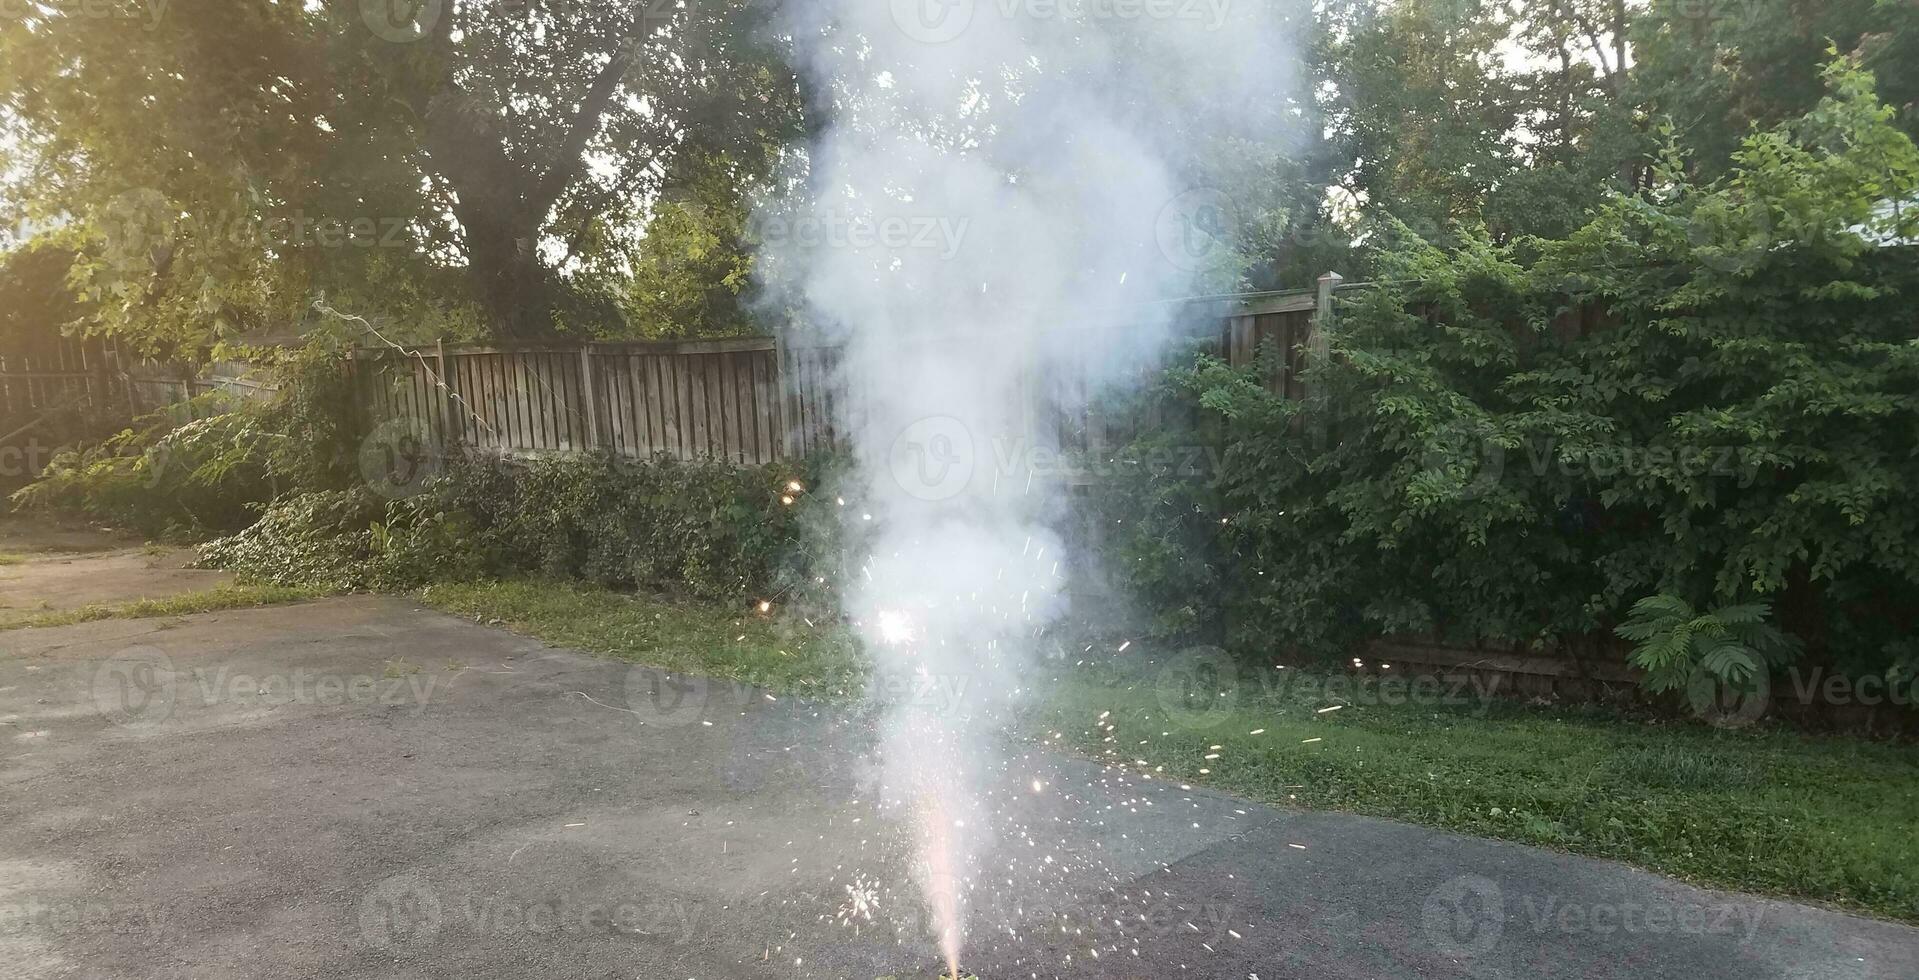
top-left (416, 578), bottom-right (867, 700)
top-left (0, 583), bottom-right (326, 630)
top-left (0, 552), bottom-right (27, 565)
top-left (399, 578), bottom-right (1918, 922)
top-left (1032, 657), bottom-right (1919, 923)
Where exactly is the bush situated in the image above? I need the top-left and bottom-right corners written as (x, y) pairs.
top-left (202, 451), bottom-right (851, 605)
top-left (199, 488), bottom-right (484, 592)
top-left (1615, 596), bottom-right (1801, 714)
top-left (13, 399), bottom-right (304, 536)
top-left (1093, 58), bottom-right (1919, 695)
top-left (9, 340), bottom-right (361, 537)
top-left (429, 451), bottom-right (848, 604)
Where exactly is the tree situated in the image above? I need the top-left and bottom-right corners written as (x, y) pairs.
top-left (1321, 0), bottom-right (1532, 242)
top-left (1630, 0), bottom-right (1919, 179)
top-left (349, 0), bottom-right (801, 336)
top-left (0, 238), bottom-right (90, 351)
top-left (1149, 55), bottom-right (1919, 680)
top-left (0, 0), bottom-right (803, 348)
top-left (619, 150), bottom-right (763, 338)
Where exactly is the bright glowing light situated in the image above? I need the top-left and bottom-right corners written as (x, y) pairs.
top-left (876, 609), bottom-right (916, 646)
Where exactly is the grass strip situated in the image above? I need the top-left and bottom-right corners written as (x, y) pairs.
top-left (0, 584), bottom-right (325, 630)
top-left (1034, 660), bottom-right (1919, 923)
top-left (415, 578), bottom-right (867, 700)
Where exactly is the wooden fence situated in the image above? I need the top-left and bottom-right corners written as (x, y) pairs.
top-left (0, 337), bottom-right (275, 437)
top-left (0, 276), bottom-right (1345, 465)
top-left (345, 276), bottom-right (1341, 465)
top-left (348, 337), bottom-right (846, 467)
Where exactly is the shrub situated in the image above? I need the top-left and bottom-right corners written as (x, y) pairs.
top-left (9, 340), bottom-right (361, 537)
top-left (430, 451), bottom-right (848, 604)
top-left (202, 451), bottom-right (851, 605)
top-left (13, 397), bottom-right (304, 536)
top-left (1614, 595), bottom-right (1802, 714)
top-left (1093, 58), bottom-right (1919, 695)
top-left (199, 488), bottom-right (484, 592)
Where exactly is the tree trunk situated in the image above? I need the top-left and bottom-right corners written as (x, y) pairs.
top-left (458, 209), bottom-right (555, 337)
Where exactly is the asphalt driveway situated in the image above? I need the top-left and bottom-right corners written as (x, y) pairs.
top-left (1, 594), bottom-right (1914, 979)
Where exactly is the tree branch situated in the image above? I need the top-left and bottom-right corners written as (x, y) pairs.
top-left (1569, 10), bottom-right (1617, 80)
top-left (558, 145), bottom-right (666, 268)
top-left (531, 10), bottom-right (684, 217)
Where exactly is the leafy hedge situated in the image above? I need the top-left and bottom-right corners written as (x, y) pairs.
top-left (9, 341), bottom-right (361, 537)
top-left (1097, 58), bottom-right (1919, 689)
top-left (419, 451), bottom-right (847, 603)
top-left (14, 332), bottom-right (851, 609)
top-left (200, 452), bottom-right (850, 606)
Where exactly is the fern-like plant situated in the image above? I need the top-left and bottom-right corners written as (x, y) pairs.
top-left (1615, 595), bottom-right (1801, 717)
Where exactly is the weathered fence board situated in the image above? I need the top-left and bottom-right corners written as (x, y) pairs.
top-left (349, 337), bottom-right (822, 466)
top-left (4, 279), bottom-right (1349, 469)
top-left (0, 337), bottom-right (277, 432)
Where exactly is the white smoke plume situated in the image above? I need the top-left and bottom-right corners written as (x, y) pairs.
top-left (755, 0), bottom-right (1300, 970)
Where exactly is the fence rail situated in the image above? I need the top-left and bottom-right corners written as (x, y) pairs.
top-left (0, 338), bottom-right (275, 437)
top-left (344, 279), bottom-right (1338, 466)
top-left (349, 336), bottom-right (843, 467)
top-left (0, 278), bottom-right (1345, 466)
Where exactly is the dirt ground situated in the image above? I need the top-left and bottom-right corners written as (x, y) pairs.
top-left (0, 518), bottom-right (230, 619)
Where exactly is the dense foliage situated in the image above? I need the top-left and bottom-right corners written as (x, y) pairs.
top-left (9, 341), bottom-right (361, 535)
top-left (1097, 60), bottom-right (1919, 689)
top-left (0, 0), bottom-right (799, 347)
top-left (198, 451), bottom-right (851, 606)
top-left (8, 1), bottom-right (1912, 345)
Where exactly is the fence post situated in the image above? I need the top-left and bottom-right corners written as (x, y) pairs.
top-left (1302, 271), bottom-right (1344, 449)
top-left (1312, 271), bottom-right (1342, 366)
top-left (579, 342), bottom-right (600, 450)
top-left (435, 339), bottom-right (457, 451)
